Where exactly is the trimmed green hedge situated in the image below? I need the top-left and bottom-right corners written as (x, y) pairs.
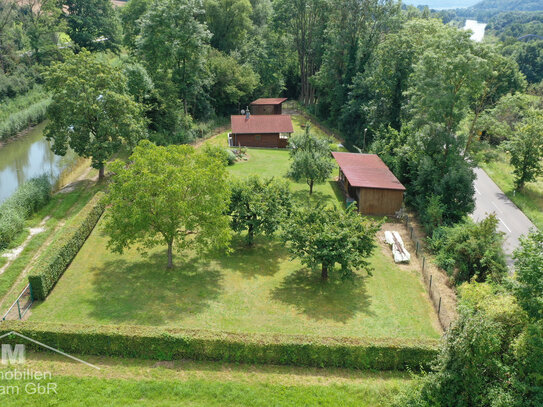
top-left (28, 192), bottom-right (106, 300)
top-left (0, 322), bottom-right (438, 371)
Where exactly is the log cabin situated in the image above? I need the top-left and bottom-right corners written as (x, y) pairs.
top-left (249, 98), bottom-right (288, 115)
top-left (229, 112), bottom-right (294, 148)
top-left (332, 152), bottom-right (405, 216)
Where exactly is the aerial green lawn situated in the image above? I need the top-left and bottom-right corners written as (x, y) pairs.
top-left (480, 149), bottom-right (543, 230)
top-left (30, 141), bottom-right (440, 340)
top-left (0, 352), bottom-right (412, 406)
top-left (0, 179), bottom-right (101, 313)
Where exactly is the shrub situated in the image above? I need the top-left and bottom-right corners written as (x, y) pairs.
top-left (0, 207), bottom-right (24, 249)
top-left (428, 214), bottom-right (508, 285)
top-left (3, 175), bottom-right (52, 218)
top-left (0, 175), bottom-right (52, 249)
top-left (202, 144), bottom-right (235, 166)
top-left (28, 192), bottom-right (106, 300)
top-left (0, 321), bottom-right (438, 371)
top-left (226, 149), bottom-right (236, 165)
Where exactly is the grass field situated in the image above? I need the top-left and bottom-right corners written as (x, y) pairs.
top-left (0, 352), bottom-right (412, 406)
top-left (0, 179), bottom-right (101, 313)
top-left (30, 140), bottom-right (440, 340)
top-left (480, 149), bottom-right (543, 230)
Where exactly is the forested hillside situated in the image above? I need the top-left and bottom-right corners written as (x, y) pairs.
top-left (473, 0), bottom-right (543, 11)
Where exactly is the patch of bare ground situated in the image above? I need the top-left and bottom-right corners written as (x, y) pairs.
top-left (378, 216), bottom-right (457, 331)
top-left (0, 217), bottom-right (49, 276)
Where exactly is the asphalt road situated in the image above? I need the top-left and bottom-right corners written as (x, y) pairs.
top-left (471, 167), bottom-right (536, 268)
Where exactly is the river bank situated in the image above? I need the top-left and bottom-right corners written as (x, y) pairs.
top-left (0, 123), bottom-right (81, 204)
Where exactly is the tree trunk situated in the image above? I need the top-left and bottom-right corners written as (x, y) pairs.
top-left (321, 263), bottom-right (328, 280)
top-left (247, 224), bottom-right (254, 246)
top-left (309, 180), bottom-right (314, 195)
top-left (98, 164), bottom-right (105, 180)
top-left (167, 241), bottom-right (173, 269)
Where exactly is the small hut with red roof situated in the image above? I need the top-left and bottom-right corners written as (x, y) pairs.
top-left (249, 98), bottom-right (288, 115)
top-left (332, 152), bottom-right (405, 215)
top-left (229, 110), bottom-right (293, 148)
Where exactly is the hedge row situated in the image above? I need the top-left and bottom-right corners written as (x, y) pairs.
top-left (28, 192), bottom-right (106, 300)
top-left (0, 322), bottom-right (439, 371)
top-left (0, 175), bottom-right (52, 249)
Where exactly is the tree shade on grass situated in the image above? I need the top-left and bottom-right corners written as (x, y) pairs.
top-left (29, 133), bottom-right (440, 341)
top-left (29, 219), bottom-right (440, 339)
top-left (103, 140), bottom-right (231, 268)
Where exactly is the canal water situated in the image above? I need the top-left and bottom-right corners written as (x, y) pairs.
top-left (0, 123), bottom-right (79, 204)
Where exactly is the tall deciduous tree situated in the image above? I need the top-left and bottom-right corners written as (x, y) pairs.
top-left (288, 126), bottom-right (334, 194)
top-left (104, 140), bottom-right (232, 269)
top-left (204, 0), bottom-right (253, 53)
top-left (120, 0), bottom-right (151, 50)
top-left (406, 26), bottom-right (487, 135)
top-left (44, 51), bottom-right (147, 180)
top-left (208, 50), bottom-right (259, 115)
top-left (505, 111), bottom-right (543, 190)
top-left (282, 204), bottom-right (381, 280)
top-left (273, 0), bottom-right (329, 105)
top-left (64, 0), bottom-right (121, 52)
top-left (229, 176), bottom-right (292, 245)
top-left (138, 0), bottom-right (211, 115)
top-left (19, 0), bottom-right (64, 64)
top-left (315, 0), bottom-right (400, 121)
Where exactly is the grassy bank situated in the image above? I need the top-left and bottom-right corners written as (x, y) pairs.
top-left (0, 352), bottom-right (413, 406)
top-left (480, 149), bottom-right (543, 230)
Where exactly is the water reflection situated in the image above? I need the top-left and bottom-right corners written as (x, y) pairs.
top-left (0, 122), bottom-right (78, 204)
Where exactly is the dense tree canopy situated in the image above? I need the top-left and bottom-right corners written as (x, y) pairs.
top-left (229, 176), bottom-right (292, 245)
top-left (137, 0), bottom-right (211, 116)
top-left (282, 204), bottom-right (381, 280)
top-left (104, 140), bottom-right (232, 268)
top-left (64, 0), bottom-right (121, 52)
top-left (44, 51), bottom-right (147, 179)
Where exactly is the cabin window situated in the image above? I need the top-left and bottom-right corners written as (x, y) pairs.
top-left (255, 135), bottom-right (261, 141)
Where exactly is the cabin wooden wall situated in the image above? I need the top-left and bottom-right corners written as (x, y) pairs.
top-left (232, 133), bottom-right (288, 148)
top-left (358, 187), bottom-right (403, 216)
top-left (250, 104), bottom-right (282, 115)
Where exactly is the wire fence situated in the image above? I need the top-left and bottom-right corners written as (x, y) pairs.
top-left (1, 284), bottom-right (33, 322)
top-left (403, 215), bottom-right (457, 331)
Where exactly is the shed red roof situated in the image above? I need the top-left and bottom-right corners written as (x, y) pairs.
top-left (332, 152), bottom-right (406, 191)
top-left (250, 98), bottom-right (288, 105)
top-left (231, 115), bottom-right (293, 134)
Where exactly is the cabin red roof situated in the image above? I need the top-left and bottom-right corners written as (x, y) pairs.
top-left (231, 115), bottom-right (294, 134)
top-left (250, 98), bottom-right (288, 105)
top-left (332, 152), bottom-right (406, 191)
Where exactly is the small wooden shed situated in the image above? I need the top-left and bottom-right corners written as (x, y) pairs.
top-left (230, 113), bottom-right (294, 148)
top-left (332, 152), bottom-right (405, 216)
top-left (249, 98), bottom-right (288, 115)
